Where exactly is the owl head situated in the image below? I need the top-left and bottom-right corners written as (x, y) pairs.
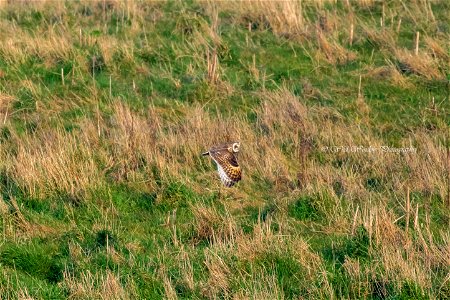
top-left (228, 142), bottom-right (240, 153)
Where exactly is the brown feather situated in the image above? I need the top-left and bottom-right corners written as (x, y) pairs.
top-left (208, 147), bottom-right (241, 185)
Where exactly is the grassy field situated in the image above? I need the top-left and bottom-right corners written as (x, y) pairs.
top-left (0, 0), bottom-right (449, 299)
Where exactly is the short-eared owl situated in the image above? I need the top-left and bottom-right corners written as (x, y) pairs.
top-left (202, 142), bottom-right (242, 187)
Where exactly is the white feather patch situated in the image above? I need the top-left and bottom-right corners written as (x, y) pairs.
top-left (210, 155), bottom-right (235, 187)
top-left (217, 163), bottom-right (234, 187)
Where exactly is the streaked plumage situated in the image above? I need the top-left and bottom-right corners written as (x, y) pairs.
top-left (202, 142), bottom-right (242, 187)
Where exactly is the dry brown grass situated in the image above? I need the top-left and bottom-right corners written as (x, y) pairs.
top-left (364, 63), bottom-right (412, 88)
top-left (191, 202), bottom-right (237, 245)
top-left (203, 249), bottom-right (231, 298)
top-left (362, 23), bottom-right (397, 50)
top-left (0, 18), bottom-right (73, 67)
top-left (231, 272), bottom-right (284, 300)
top-left (158, 266), bottom-right (178, 300)
top-left (315, 28), bottom-right (358, 65)
top-left (220, 0), bottom-right (305, 37)
top-left (0, 93), bottom-right (14, 124)
top-left (175, 247), bottom-right (195, 293)
top-left (0, 196), bottom-right (57, 242)
top-left (3, 86), bottom-right (445, 213)
top-left (7, 129), bottom-right (101, 198)
top-left (424, 36), bottom-right (449, 61)
top-left (0, 1), bottom-right (447, 297)
top-left (62, 269), bottom-right (133, 300)
top-left (395, 49), bottom-right (444, 80)
top-left (199, 214), bottom-right (333, 299)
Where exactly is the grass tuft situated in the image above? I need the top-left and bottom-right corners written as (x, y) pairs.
top-left (0, 0), bottom-right (448, 298)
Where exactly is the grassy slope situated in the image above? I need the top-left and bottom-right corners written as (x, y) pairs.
top-left (0, 1), bottom-right (449, 299)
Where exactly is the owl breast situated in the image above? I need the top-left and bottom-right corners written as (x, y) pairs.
top-left (217, 164), bottom-right (236, 187)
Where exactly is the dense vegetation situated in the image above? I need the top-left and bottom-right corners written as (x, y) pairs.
top-left (0, 1), bottom-right (448, 299)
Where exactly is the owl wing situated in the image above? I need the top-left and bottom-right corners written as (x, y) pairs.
top-left (209, 149), bottom-right (241, 187)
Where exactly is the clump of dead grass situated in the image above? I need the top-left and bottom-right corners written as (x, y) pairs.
top-left (191, 202), bottom-right (237, 245)
top-left (364, 63), bottom-right (412, 88)
top-left (0, 1), bottom-right (448, 298)
top-left (158, 266), bottom-right (178, 300)
top-left (395, 49), bottom-right (444, 80)
top-left (109, 102), bottom-right (158, 182)
top-left (8, 129), bottom-right (101, 199)
top-left (232, 271), bottom-right (284, 300)
top-left (362, 24), bottom-right (396, 50)
top-left (220, 0), bottom-right (305, 37)
top-left (403, 131), bottom-right (448, 200)
top-left (424, 36), bottom-right (449, 61)
top-left (62, 269), bottom-right (134, 300)
top-left (203, 249), bottom-right (231, 298)
top-left (315, 29), bottom-right (358, 64)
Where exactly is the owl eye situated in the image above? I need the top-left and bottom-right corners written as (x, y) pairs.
top-left (232, 143), bottom-right (240, 152)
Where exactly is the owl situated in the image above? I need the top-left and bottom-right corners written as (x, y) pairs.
top-left (202, 142), bottom-right (242, 187)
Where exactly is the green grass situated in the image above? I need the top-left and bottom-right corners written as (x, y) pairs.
top-left (0, 1), bottom-right (448, 299)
